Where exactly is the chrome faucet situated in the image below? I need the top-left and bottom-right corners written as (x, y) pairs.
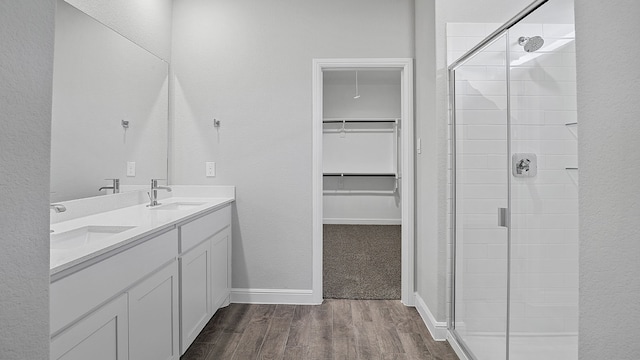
top-left (50, 204), bottom-right (66, 213)
top-left (148, 179), bottom-right (172, 207)
top-left (516, 158), bottom-right (531, 174)
top-left (98, 178), bottom-right (120, 194)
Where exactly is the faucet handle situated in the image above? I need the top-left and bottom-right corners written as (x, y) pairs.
top-left (100, 178), bottom-right (120, 193)
top-left (50, 203), bottom-right (67, 213)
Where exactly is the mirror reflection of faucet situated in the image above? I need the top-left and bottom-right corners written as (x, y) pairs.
top-left (147, 179), bottom-right (172, 207)
top-left (50, 204), bottom-right (66, 213)
top-left (98, 178), bottom-right (120, 194)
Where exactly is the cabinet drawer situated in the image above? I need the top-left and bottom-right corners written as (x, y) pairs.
top-left (51, 229), bottom-right (178, 335)
top-left (180, 205), bottom-right (230, 253)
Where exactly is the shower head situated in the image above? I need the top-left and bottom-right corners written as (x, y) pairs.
top-left (518, 36), bottom-right (545, 52)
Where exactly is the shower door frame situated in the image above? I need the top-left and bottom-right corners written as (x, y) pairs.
top-left (448, 0), bottom-right (550, 359)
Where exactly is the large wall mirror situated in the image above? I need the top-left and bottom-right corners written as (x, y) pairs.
top-left (50, 0), bottom-right (169, 202)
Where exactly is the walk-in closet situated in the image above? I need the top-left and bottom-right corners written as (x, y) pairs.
top-left (322, 68), bottom-right (403, 300)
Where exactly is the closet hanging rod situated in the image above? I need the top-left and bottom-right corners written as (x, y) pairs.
top-left (323, 173), bottom-right (397, 177)
top-left (323, 190), bottom-right (397, 195)
top-left (323, 120), bottom-right (397, 124)
top-left (323, 118), bottom-right (399, 123)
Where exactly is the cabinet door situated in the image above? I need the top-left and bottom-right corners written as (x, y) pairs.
top-left (129, 261), bottom-right (179, 360)
top-left (179, 240), bottom-right (211, 354)
top-left (211, 228), bottom-right (231, 310)
top-left (51, 294), bottom-right (128, 360)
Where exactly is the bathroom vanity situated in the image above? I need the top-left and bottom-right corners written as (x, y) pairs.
top-left (49, 187), bottom-right (234, 360)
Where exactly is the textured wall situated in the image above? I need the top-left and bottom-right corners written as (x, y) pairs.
top-left (0, 1), bottom-right (55, 359)
top-left (65, 0), bottom-right (173, 61)
top-left (171, 0), bottom-right (414, 291)
top-left (575, 1), bottom-right (640, 359)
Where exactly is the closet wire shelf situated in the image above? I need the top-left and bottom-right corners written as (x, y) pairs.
top-left (323, 118), bottom-right (400, 194)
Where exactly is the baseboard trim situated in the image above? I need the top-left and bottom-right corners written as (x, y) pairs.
top-left (414, 292), bottom-right (448, 341)
top-left (230, 288), bottom-right (320, 305)
top-left (323, 218), bottom-right (402, 225)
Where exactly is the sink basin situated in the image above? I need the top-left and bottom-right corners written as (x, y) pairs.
top-left (51, 225), bottom-right (135, 250)
top-left (149, 202), bottom-right (205, 211)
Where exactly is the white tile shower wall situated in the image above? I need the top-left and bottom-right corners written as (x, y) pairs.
top-left (509, 21), bottom-right (578, 335)
top-left (448, 23), bottom-right (578, 336)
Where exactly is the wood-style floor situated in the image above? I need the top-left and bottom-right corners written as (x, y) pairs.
top-left (180, 300), bottom-right (459, 360)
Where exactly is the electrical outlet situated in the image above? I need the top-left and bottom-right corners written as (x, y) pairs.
top-left (206, 162), bottom-right (216, 177)
top-left (126, 161), bottom-right (136, 177)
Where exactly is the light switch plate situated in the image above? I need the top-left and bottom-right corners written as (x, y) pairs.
top-left (126, 161), bottom-right (136, 177)
top-left (206, 162), bottom-right (216, 177)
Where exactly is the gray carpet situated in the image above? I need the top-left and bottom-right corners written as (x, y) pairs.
top-left (323, 224), bottom-right (401, 300)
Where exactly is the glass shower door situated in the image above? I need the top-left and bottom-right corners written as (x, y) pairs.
top-left (452, 33), bottom-right (510, 360)
top-left (507, 1), bottom-right (579, 358)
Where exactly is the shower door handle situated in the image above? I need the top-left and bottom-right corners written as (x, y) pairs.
top-left (498, 207), bottom-right (509, 228)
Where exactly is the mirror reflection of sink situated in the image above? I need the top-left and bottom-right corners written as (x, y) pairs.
top-left (51, 225), bottom-right (135, 250)
top-left (149, 202), bottom-right (205, 211)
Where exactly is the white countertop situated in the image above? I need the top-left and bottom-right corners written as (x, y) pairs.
top-left (50, 187), bottom-right (235, 277)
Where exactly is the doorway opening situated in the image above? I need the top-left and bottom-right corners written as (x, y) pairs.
top-left (312, 59), bottom-right (414, 305)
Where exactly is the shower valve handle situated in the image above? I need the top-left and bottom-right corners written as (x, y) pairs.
top-left (516, 158), bottom-right (531, 174)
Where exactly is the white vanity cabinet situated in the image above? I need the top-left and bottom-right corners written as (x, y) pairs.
top-left (179, 205), bottom-right (232, 354)
top-left (51, 229), bottom-right (179, 360)
top-left (50, 201), bottom-right (233, 359)
top-left (128, 261), bottom-right (180, 360)
top-left (51, 293), bottom-right (129, 360)
top-left (179, 238), bottom-right (212, 351)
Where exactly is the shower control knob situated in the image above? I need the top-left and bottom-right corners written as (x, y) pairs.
top-left (512, 153), bottom-right (537, 178)
top-left (517, 158), bottom-right (531, 173)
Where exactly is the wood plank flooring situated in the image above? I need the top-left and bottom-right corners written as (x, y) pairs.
top-left (180, 300), bottom-right (459, 360)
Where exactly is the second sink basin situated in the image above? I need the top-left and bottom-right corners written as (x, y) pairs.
top-left (149, 202), bottom-right (205, 211)
top-left (51, 225), bottom-right (136, 250)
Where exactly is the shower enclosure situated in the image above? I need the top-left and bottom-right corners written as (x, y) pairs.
top-left (449, 1), bottom-right (578, 359)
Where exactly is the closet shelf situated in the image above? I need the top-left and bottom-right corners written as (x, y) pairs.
top-left (323, 173), bottom-right (399, 194)
top-left (323, 172), bottom-right (397, 177)
top-left (323, 117), bottom-right (399, 123)
top-left (323, 190), bottom-right (397, 195)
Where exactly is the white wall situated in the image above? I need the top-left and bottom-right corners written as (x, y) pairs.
top-left (575, 1), bottom-right (640, 359)
top-left (171, 0), bottom-right (414, 291)
top-left (0, 1), bottom-right (55, 359)
top-left (65, 0), bottom-right (173, 61)
top-left (51, 1), bottom-right (169, 202)
top-left (414, 0), bottom-right (445, 324)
